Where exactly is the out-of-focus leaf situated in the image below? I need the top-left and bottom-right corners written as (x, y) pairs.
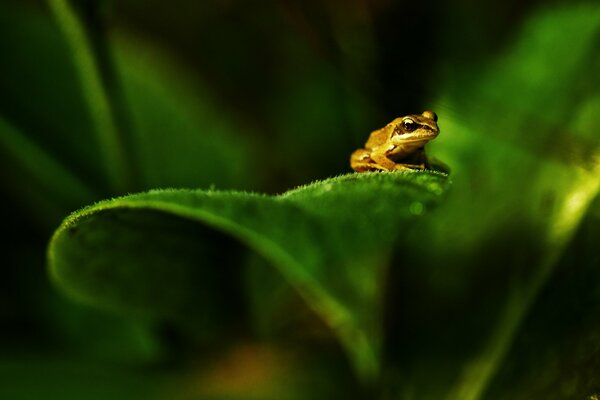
top-left (485, 204), bottom-right (600, 399)
top-left (0, 116), bottom-right (97, 225)
top-left (0, 2), bottom-right (260, 218)
top-left (172, 343), bottom-right (363, 400)
top-left (0, 341), bottom-right (362, 400)
top-left (378, 5), bottom-right (600, 399)
top-left (264, 40), bottom-right (378, 185)
top-left (0, 358), bottom-right (171, 400)
top-left (114, 38), bottom-right (261, 190)
top-left (0, 2), bottom-right (106, 191)
top-left (47, 171), bottom-right (449, 381)
top-left (111, 1), bottom-right (378, 184)
top-left (48, 300), bottom-right (163, 364)
top-left (0, 1), bottom-right (260, 368)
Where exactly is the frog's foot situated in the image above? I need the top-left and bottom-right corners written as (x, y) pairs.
top-left (394, 163), bottom-right (425, 171)
top-left (352, 162), bottom-right (390, 172)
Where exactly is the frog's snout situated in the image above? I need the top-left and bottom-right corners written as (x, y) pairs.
top-left (422, 124), bottom-right (439, 136)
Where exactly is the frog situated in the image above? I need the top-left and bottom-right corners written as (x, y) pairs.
top-left (350, 110), bottom-right (440, 172)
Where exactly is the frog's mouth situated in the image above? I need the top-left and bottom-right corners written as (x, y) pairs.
top-left (404, 125), bottom-right (439, 141)
top-left (402, 133), bottom-right (438, 143)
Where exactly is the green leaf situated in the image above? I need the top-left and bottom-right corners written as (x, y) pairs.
top-left (113, 39), bottom-right (261, 190)
top-left (484, 207), bottom-right (600, 399)
top-left (48, 171), bottom-right (449, 382)
top-left (0, 1), bottom-right (262, 369)
top-left (48, 0), bottom-right (135, 193)
top-left (0, 2), bottom-right (260, 218)
top-left (0, 116), bottom-right (97, 226)
top-left (376, 4), bottom-right (600, 399)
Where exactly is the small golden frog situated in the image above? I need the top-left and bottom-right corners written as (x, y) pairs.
top-left (350, 110), bottom-right (439, 172)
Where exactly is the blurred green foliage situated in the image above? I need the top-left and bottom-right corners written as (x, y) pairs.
top-left (0, 0), bottom-right (599, 399)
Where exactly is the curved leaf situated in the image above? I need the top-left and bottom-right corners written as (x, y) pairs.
top-left (48, 171), bottom-right (449, 381)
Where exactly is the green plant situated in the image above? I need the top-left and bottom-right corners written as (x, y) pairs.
top-left (1, 1), bottom-right (600, 399)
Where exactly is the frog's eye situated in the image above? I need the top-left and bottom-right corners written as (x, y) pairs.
top-left (402, 119), bottom-right (417, 132)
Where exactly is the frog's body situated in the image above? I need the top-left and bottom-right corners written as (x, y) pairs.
top-left (350, 110), bottom-right (439, 172)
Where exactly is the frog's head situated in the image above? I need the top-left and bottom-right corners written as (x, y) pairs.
top-left (389, 110), bottom-right (439, 146)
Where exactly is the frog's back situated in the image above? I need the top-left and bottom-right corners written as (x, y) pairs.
top-left (364, 127), bottom-right (389, 150)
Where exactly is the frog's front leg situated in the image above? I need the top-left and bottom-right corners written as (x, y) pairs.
top-left (351, 149), bottom-right (390, 172)
top-left (370, 152), bottom-right (398, 171)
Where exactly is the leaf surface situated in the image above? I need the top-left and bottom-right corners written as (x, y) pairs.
top-left (48, 171), bottom-right (449, 380)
